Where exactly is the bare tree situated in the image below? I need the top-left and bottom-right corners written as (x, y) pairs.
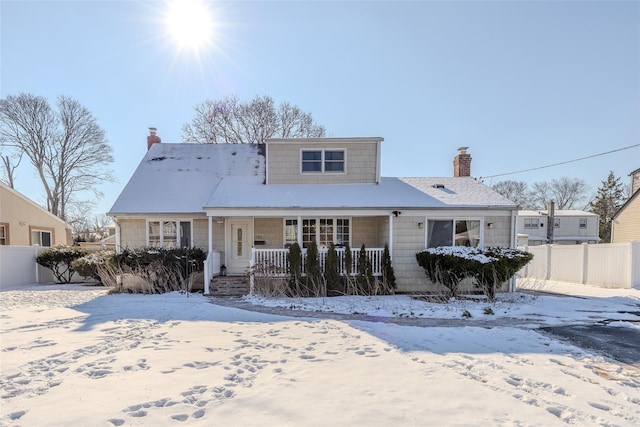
top-left (0, 143), bottom-right (22, 188)
top-left (491, 180), bottom-right (532, 208)
top-left (0, 93), bottom-right (114, 221)
top-left (531, 177), bottom-right (588, 210)
top-left (182, 95), bottom-right (326, 144)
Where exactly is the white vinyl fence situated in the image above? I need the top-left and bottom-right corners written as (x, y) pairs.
top-left (519, 241), bottom-right (640, 289)
top-left (0, 246), bottom-right (56, 290)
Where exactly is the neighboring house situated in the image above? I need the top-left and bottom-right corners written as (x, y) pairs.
top-left (611, 167), bottom-right (640, 243)
top-left (516, 209), bottom-right (600, 246)
top-left (108, 132), bottom-right (519, 293)
top-left (0, 182), bottom-right (71, 246)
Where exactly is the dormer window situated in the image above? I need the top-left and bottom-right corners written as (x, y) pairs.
top-left (301, 149), bottom-right (345, 173)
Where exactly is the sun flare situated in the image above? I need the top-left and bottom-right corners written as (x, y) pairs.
top-left (165, 0), bottom-right (214, 52)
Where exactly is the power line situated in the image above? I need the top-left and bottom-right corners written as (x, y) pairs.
top-left (479, 144), bottom-right (640, 180)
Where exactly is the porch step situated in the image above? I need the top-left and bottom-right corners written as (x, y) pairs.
top-left (209, 275), bottom-right (250, 297)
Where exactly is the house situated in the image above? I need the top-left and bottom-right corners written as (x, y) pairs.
top-left (611, 167), bottom-right (640, 243)
top-left (0, 182), bottom-right (71, 246)
top-left (516, 209), bottom-right (600, 246)
top-left (108, 131), bottom-right (519, 293)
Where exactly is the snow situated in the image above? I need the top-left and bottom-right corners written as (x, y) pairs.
top-left (1, 281), bottom-right (639, 426)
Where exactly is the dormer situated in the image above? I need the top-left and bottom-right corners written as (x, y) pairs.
top-left (264, 137), bottom-right (383, 185)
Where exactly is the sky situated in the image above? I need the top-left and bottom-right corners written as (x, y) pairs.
top-left (1, 0), bottom-right (639, 218)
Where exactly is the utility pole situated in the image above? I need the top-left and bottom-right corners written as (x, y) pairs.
top-left (547, 200), bottom-right (555, 244)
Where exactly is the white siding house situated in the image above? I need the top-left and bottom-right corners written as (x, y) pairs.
top-left (108, 134), bottom-right (519, 293)
top-left (517, 210), bottom-right (600, 245)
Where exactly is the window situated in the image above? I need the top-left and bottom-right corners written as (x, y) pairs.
top-left (287, 218), bottom-right (350, 248)
top-left (31, 229), bottom-right (52, 247)
top-left (301, 150), bottom-right (345, 173)
top-left (335, 219), bottom-right (350, 247)
top-left (427, 219), bottom-right (480, 248)
top-left (524, 218), bottom-right (539, 229)
top-left (302, 219), bottom-right (316, 248)
top-left (284, 219), bottom-right (298, 248)
top-left (147, 220), bottom-right (192, 248)
top-left (579, 218), bottom-right (587, 229)
top-left (301, 151), bottom-right (322, 172)
top-left (554, 218), bottom-right (560, 228)
top-left (0, 223), bottom-right (8, 245)
top-left (324, 151), bottom-right (344, 172)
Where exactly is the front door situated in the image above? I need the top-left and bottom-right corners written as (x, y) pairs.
top-left (227, 219), bottom-right (251, 275)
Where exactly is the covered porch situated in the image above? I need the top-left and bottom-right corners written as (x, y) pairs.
top-left (202, 211), bottom-right (397, 294)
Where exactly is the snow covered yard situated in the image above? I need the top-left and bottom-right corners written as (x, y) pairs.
top-left (1, 283), bottom-right (639, 426)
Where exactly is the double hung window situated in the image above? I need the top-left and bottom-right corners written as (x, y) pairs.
top-left (579, 218), bottom-right (587, 229)
top-left (301, 150), bottom-right (345, 173)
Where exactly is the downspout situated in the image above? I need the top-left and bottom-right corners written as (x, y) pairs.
top-left (388, 214), bottom-right (393, 261)
top-left (205, 215), bottom-right (213, 295)
top-left (114, 217), bottom-right (121, 254)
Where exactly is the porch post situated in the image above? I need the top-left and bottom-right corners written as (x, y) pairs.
top-left (388, 214), bottom-right (393, 260)
top-left (205, 215), bottom-right (213, 295)
top-left (297, 215), bottom-right (302, 247)
top-left (208, 216), bottom-right (213, 252)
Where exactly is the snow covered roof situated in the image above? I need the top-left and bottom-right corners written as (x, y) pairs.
top-left (109, 143), bottom-right (517, 215)
top-left (108, 143), bottom-right (264, 215)
top-left (206, 177), bottom-right (445, 209)
top-left (518, 210), bottom-right (597, 217)
top-left (398, 177), bottom-right (518, 208)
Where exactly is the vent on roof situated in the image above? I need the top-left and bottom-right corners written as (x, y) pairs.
top-left (432, 184), bottom-right (445, 189)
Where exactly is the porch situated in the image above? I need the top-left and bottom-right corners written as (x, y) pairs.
top-left (202, 247), bottom-right (385, 295)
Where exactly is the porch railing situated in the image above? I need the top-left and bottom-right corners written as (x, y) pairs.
top-left (251, 247), bottom-right (384, 278)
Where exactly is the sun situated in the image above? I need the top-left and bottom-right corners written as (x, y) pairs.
top-left (165, 0), bottom-right (214, 52)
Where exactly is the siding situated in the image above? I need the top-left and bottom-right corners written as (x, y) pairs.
top-left (119, 219), bottom-right (146, 248)
top-left (254, 218), bottom-right (284, 249)
top-left (352, 217), bottom-right (379, 248)
top-left (267, 141), bottom-right (379, 184)
top-left (0, 184), bottom-right (71, 246)
top-left (612, 196), bottom-right (640, 243)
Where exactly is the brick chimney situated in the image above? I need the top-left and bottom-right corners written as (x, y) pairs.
top-left (147, 127), bottom-right (161, 150)
top-left (453, 146), bottom-right (471, 177)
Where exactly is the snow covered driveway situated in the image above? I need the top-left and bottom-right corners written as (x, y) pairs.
top-left (1, 284), bottom-right (639, 426)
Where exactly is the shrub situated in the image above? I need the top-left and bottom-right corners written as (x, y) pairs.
top-left (36, 245), bottom-right (90, 283)
top-left (304, 241), bottom-right (322, 297)
top-left (381, 243), bottom-right (396, 294)
top-left (357, 244), bottom-right (374, 294)
top-left (71, 250), bottom-right (114, 282)
top-left (415, 246), bottom-right (533, 301)
top-left (103, 247), bottom-right (206, 294)
top-left (325, 243), bottom-right (342, 296)
top-left (287, 242), bottom-right (303, 296)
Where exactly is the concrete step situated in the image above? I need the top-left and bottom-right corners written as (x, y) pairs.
top-left (209, 276), bottom-right (250, 297)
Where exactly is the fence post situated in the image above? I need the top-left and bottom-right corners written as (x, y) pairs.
top-left (581, 243), bottom-right (589, 285)
top-left (544, 244), bottom-right (551, 281)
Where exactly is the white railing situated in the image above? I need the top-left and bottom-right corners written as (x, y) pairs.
top-left (251, 247), bottom-right (385, 277)
top-left (203, 250), bottom-right (221, 294)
